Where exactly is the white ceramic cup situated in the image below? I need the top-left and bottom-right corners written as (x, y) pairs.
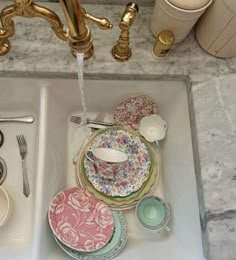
top-left (85, 147), bottom-right (128, 179)
top-left (139, 114), bottom-right (168, 144)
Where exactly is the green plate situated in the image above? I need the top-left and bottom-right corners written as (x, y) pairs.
top-left (54, 210), bottom-right (127, 260)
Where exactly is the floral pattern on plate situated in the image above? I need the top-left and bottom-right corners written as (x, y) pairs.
top-left (83, 128), bottom-right (152, 197)
top-left (53, 210), bottom-right (128, 260)
top-left (113, 95), bottom-right (158, 130)
top-left (78, 162), bottom-right (158, 210)
top-left (48, 187), bottom-right (114, 252)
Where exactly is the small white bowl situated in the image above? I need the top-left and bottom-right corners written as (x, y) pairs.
top-left (139, 114), bottom-right (168, 143)
top-left (0, 186), bottom-right (12, 227)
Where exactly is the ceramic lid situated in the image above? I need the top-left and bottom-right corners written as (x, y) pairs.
top-left (168, 0), bottom-right (211, 10)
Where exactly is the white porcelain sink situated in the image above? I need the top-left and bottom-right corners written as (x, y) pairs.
top-left (0, 76), bottom-right (206, 260)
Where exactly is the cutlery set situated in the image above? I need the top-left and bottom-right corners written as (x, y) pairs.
top-left (0, 115), bottom-right (34, 198)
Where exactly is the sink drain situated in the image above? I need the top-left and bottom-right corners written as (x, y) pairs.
top-left (0, 156), bottom-right (7, 185)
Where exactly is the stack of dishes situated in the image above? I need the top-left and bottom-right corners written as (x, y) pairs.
top-left (75, 127), bottom-right (159, 210)
top-left (48, 187), bottom-right (128, 259)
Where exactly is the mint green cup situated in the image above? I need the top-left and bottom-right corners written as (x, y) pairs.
top-left (135, 196), bottom-right (170, 233)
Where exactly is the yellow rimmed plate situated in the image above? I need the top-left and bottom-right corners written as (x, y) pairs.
top-left (77, 160), bottom-right (158, 209)
top-left (75, 127), bottom-right (159, 209)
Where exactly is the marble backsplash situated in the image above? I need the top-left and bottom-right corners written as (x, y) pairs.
top-left (2, 0), bottom-right (155, 6)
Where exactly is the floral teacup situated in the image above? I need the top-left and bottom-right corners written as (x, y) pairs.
top-left (85, 147), bottom-right (128, 179)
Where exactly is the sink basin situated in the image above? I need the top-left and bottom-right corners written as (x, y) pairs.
top-left (0, 76), bottom-right (205, 260)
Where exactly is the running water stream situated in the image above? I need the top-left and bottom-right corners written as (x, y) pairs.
top-left (70, 52), bottom-right (91, 162)
top-left (76, 53), bottom-right (87, 125)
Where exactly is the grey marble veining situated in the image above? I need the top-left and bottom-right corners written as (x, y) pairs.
top-left (1, 0), bottom-right (155, 6)
top-left (34, 0), bottom-right (155, 6)
top-left (191, 76), bottom-right (236, 260)
top-left (0, 2), bottom-right (236, 260)
top-left (0, 3), bottom-right (234, 82)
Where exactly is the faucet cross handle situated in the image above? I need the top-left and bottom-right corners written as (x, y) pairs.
top-left (82, 9), bottom-right (113, 30)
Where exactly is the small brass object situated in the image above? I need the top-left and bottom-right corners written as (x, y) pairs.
top-left (111, 2), bottom-right (139, 62)
top-left (0, 0), bottom-right (113, 59)
top-left (152, 30), bottom-right (175, 59)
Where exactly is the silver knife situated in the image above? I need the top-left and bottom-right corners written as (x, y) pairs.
top-left (86, 123), bottom-right (110, 129)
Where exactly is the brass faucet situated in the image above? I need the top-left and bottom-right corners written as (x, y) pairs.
top-left (0, 0), bottom-right (113, 59)
top-left (111, 2), bottom-right (139, 62)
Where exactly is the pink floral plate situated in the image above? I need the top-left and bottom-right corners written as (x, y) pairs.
top-left (48, 187), bottom-right (114, 252)
top-left (83, 127), bottom-right (152, 197)
top-left (113, 95), bottom-right (158, 130)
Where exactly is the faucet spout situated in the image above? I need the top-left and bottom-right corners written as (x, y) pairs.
top-left (0, 0), bottom-right (112, 59)
top-left (59, 0), bottom-right (87, 38)
top-left (59, 0), bottom-right (93, 58)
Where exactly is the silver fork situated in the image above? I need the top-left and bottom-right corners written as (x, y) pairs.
top-left (71, 114), bottom-right (114, 126)
top-left (70, 112), bottom-right (103, 126)
top-left (16, 135), bottom-right (30, 198)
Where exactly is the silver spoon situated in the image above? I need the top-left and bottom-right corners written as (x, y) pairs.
top-left (0, 115), bottom-right (35, 123)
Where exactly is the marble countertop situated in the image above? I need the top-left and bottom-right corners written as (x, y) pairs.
top-left (0, 2), bottom-right (236, 260)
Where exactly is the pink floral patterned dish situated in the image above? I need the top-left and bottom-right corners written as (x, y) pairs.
top-left (83, 127), bottom-right (152, 197)
top-left (48, 187), bottom-right (114, 252)
top-left (114, 95), bottom-right (158, 130)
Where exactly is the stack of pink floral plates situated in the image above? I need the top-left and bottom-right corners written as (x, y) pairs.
top-left (48, 187), bottom-right (125, 257)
